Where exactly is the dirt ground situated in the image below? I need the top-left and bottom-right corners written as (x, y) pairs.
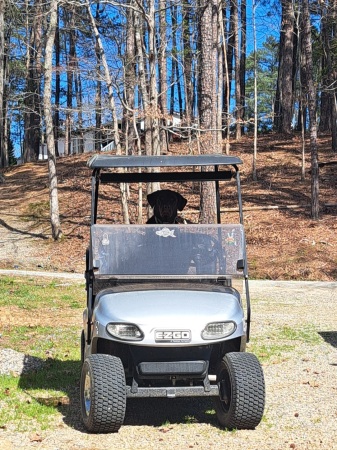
top-left (1, 279), bottom-right (337, 449)
top-left (0, 132), bottom-right (336, 281)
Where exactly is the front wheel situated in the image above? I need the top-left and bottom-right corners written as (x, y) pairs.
top-left (214, 352), bottom-right (265, 430)
top-left (80, 354), bottom-right (126, 433)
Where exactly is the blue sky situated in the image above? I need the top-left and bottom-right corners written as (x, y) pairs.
top-left (11, 1), bottom-right (282, 159)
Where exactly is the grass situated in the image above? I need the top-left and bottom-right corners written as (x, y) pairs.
top-left (2, 325), bottom-right (81, 358)
top-left (25, 201), bottom-right (50, 224)
top-left (0, 276), bottom-right (84, 432)
top-left (248, 323), bottom-right (322, 363)
top-left (0, 376), bottom-right (60, 431)
top-left (0, 276), bottom-right (84, 310)
top-left (0, 357), bottom-right (81, 432)
top-left (278, 325), bottom-right (322, 345)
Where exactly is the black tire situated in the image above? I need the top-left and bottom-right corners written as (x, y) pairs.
top-left (214, 352), bottom-right (265, 430)
top-left (80, 354), bottom-right (126, 433)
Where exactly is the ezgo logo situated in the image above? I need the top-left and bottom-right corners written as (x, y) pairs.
top-left (155, 330), bottom-right (191, 343)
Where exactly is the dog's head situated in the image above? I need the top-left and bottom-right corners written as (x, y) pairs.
top-left (147, 189), bottom-right (187, 223)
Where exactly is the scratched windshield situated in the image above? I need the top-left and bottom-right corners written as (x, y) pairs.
top-left (91, 224), bottom-right (245, 277)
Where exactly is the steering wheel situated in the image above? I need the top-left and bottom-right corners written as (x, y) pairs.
top-left (191, 234), bottom-right (225, 274)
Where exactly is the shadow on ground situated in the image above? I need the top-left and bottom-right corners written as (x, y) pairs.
top-left (319, 331), bottom-right (337, 349)
top-left (124, 396), bottom-right (216, 427)
top-left (18, 357), bottom-right (218, 432)
top-left (0, 218), bottom-right (48, 240)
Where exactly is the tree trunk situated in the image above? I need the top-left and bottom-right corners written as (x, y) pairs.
top-left (124, 2), bottom-right (141, 220)
top-left (224, 1), bottom-right (234, 123)
top-left (273, 36), bottom-right (282, 130)
top-left (70, 23), bottom-right (83, 153)
top-left (319, 1), bottom-right (332, 132)
top-left (252, 0), bottom-right (258, 181)
top-left (44, 0), bottom-right (62, 240)
top-left (94, 3), bottom-right (102, 152)
top-left (217, 7), bottom-right (223, 146)
top-left (171, 6), bottom-right (183, 121)
top-left (148, 0), bottom-right (160, 158)
top-left (240, 0), bottom-right (246, 136)
top-left (65, 4), bottom-right (77, 155)
top-left (87, 0), bottom-right (130, 224)
top-left (74, 59), bottom-right (84, 153)
top-left (332, 94), bottom-right (337, 152)
top-left (54, 6), bottom-right (60, 157)
top-left (134, 10), bottom-right (150, 144)
top-left (298, 25), bottom-right (306, 180)
top-left (158, 0), bottom-right (168, 152)
top-left (124, 2), bottom-right (136, 155)
top-left (182, 0), bottom-right (193, 129)
top-left (198, 0), bottom-right (221, 224)
top-left (23, 0), bottom-right (43, 162)
top-left (219, 4), bottom-right (230, 153)
top-left (134, 6), bottom-right (159, 198)
top-left (170, 57), bottom-right (176, 115)
top-left (0, 0), bottom-right (5, 167)
top-left (87, 2), bottom-right (121, 154)
top-left (330, 0), bottom-right (337, 151)
top-left (302, 0), bottom-right (319, 219)
top-left (278, 0), bottom-right (294, 133)
top-left (175, 58), bottom-right (183, 118)
top-left (233, 0), bottom-right (241, 140)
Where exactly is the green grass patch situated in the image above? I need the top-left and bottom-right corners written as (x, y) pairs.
top-left (2, 325), bottom-right (81, 359)
top-left (0, 375), bottom-right (60, 431)
top-left (249, 341), bottom-right (295, 362)
top-left (278, 325), bottom-right (322, 344)
top-left (0, 357), bottom-right (81, 432)
top-left (249, 323), bottom-right (322, 363)
top-left (25, 201), bottom-right (50, 223)
top-left (0, 276), bottom-right (83, 431)
top-left (183, 414), bottom-right (198, 424)
top-left (0, 276), bottom-right (85, 309)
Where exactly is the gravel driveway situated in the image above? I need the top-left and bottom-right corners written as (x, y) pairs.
top-left (0, 277), bottom-right (337, 449)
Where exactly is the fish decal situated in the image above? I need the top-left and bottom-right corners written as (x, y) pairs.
top-left (156, 227), bottom-right (176, 238)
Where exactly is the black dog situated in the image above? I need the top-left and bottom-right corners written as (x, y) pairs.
top-left (146, 189), bottom-right (187, 224)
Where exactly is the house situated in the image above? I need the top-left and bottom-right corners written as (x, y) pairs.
top-left (38, 129), bottom-right (115, 160)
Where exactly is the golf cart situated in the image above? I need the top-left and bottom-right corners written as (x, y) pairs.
top-left (81, 154), bottom-right (265, 433)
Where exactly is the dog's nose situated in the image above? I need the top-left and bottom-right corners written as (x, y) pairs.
top-left (162, 204), bottom-right (171, 213)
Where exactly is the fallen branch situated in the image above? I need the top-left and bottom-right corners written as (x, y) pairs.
top-left (184, 202), bottom-right (336, 215)
top-left (184, 204), bottom-right (308, 214)
top-left (318, 160), bottom-right (337, 167)
top-left (221, 204), bottom-right (309, 212)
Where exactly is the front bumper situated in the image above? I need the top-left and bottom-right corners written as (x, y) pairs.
top-left (126, 384), bottom-right (219, 398)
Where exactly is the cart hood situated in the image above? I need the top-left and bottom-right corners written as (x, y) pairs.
top-left (91, 285), bottom-right (246, 346)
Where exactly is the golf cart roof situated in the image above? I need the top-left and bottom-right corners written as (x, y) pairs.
top-left (88, 152), bottom-right (245, 225)
top-left (87, 154), bottom-right (242, 170)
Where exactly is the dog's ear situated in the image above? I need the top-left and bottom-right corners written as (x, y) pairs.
top-left (147, 190), bottom-right (160, 208)
top-left (175, 192), bottom-right (187, 211)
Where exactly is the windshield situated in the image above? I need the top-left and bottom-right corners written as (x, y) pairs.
top-left (91, 224), bottom-right (245, 278)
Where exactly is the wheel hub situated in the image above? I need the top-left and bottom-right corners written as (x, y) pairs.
top-left (83, 369), bottom-right (92, 416)
top-left (219, 379), bottom-right (230, 406)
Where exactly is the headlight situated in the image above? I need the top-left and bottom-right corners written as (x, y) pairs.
top-left (201, 321), bottom-right (236, 340)
top-left (106, 323), bottom-right (144, 341)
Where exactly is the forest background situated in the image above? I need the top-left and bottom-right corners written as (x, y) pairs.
top-left (0, 0), bottom-right (336, 239)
